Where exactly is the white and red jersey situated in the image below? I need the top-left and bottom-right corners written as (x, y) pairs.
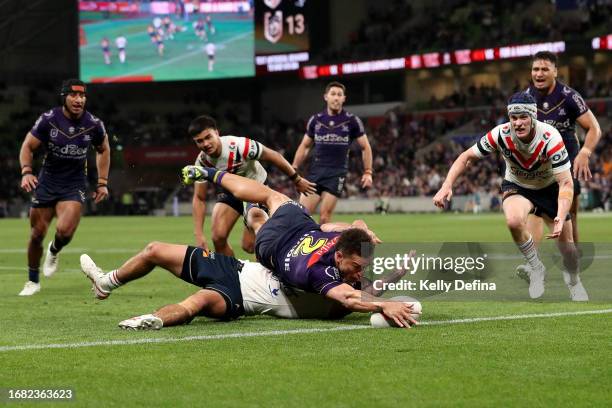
top-left (194, 135), bottom-right (266, 183)
top-left (115, 36), bottom-right (127, 50)
top-left (471, 120), bottom-right (571, 189)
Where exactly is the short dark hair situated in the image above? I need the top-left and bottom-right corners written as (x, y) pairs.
top-left (336, 228), bottom-right (374, 258)
top-left (188, 115), bottom-right (217, 137)
top-left (325, 81), bottom-right (346, 94)
top-left (532, 51), bottom-right (557, 66)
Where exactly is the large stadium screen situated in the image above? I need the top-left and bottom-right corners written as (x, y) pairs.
top-left (255, 0), bottom-right (310, 74)
top-left (79, 1), bottom-right (255, 83)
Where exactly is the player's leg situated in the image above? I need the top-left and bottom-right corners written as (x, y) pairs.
top-left (299, 192), bottom-right (320, 216)
top-left (543, 216), bottom-right (588, 301)
top-left (318, 192), bottom-right (339, 225)
top-left (19, 207), bottom-right (54, 295)
top-left (502, 194), bottom-right (546, 298)
top-left (81, 242), bottom-right (188, 299)
top-left (516, 214), bottom-right (546, 281)
top-left (244, 205), bottom-right (269, 236)
top-left (186, 168), bottom-right (290, 215)
top-left (210, 202), bottom-right (240, 256)
top-left (41, 200), bottom-right (82, 277)
top-left (119, 289), bottom-right (228, 330)
top-left (570, 197), bottom-right (579, 244)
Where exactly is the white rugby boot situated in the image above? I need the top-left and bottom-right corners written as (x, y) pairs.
top-left (118, 314), bottom-right (163, 330)
top-left (528, 264), bottom-right (546, 299)
top-left (563, 271), bottom-right (589, 302)
top-left (80, 254), bottom-right (111, 300)
top-left (18, 281), bottom-right (41, 296)
top-left (42, 242), bottom-right (59, 277)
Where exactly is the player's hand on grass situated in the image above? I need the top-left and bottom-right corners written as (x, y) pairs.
top-left (361, 173), bottom-right (373, 189)
top-left (433, 185), bottom-right (452, 209)
top-left (295, 176), bottom-right (317, 195)
top-left (381, 301), bottom-right (417, 329)
top-left (573, 151), bottom-right (592, 181)
top-left (20, 174), bottom-right (38, 192)
top-left (545, 216), bottom-right (564, 239)
top-left (93, 185), bottom-right (109, 203)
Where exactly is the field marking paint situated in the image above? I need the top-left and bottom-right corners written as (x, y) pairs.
top-left (1, 309), bottom-right (610, 353)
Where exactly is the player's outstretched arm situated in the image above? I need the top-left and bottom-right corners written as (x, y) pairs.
top-left (547, 170), bottom-right (574, 239)
top-left (573, 110), bottom-right (602, 181)
top-left (292, 134), bottom-right (314, 170)
top-left (19, 132), bottom-right (42, 192)
top-left (433, 148), bottom-right (480, 209)
top-left (260, 146), bottom-right (316, 195)
top-left (325, 284), bottom-right (417, 328)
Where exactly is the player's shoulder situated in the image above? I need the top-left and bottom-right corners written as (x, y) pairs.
top-left (537, 121), bottom-right (562, 141)
top-left (492, 122), bottom-right (511, 138)
top-left (556, 81), bottom-right (582, 98)
top-left (84, 110), bottom-right (104, 125)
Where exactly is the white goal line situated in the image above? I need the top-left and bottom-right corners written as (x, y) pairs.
top-left (1, 308), bottom-right (610, 353)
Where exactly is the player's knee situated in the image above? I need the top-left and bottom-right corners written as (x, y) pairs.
top-left (143, 241), bottom-right (163, 260)
top-left (211, 233), bottom-right (229, 249)
top-left (29, 231), bottom-right (45, 246)
top-left (54, 226), bottom-right (76, 241)
top-left (241, 241), bottom-right (255, 254)
top-left (505, 216), bottom-right (525, 232)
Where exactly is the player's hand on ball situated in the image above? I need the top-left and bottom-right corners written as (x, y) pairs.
top-left (433, 185), bottom-right (452, 209)
top-left (380, 301), bottom-right (419, 329)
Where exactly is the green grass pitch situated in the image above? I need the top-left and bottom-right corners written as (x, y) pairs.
top-left (1, 213), bottom-right (611, 406)
top-left (79, 13), bottom-right (254, 83)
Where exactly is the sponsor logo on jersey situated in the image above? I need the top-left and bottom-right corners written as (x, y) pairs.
top-left (314, 134), bottom-right (350, 144)
top-left (50, 128), bottom-right (59, 139)
top-left (47, 142), bottom-right (88, 158)
top-left (325, 266), bottom-right (340, 281)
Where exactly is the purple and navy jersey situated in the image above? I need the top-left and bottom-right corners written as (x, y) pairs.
top-left (30, 107), bottom-right (106, 186)
top-left (306, 110), bottom-right (365, 173)
top-left (525, 81), bottom-right (589, 146)
top-left (277, 231), bottom-right (353, 295)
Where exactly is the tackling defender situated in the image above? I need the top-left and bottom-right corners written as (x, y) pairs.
top-left (80, 244), bottom-right (417, 329)
top-left (18, 79), bottom-right (110, 296)
top-left (189, 115), bottom-right (316, 256)
top-left (433, 92), bottom-right (588, 301)
top-left (181, 163), bottom-right (416, 328)
top-left (292, 82), bottom-right (373, 224)
top-left (517, 52), bottom-right (602, 280)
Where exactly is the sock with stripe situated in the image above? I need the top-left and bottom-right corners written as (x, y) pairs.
top-left (99, 270), bottom-right (123, 292)
top-left (517, 235), bottom-right (544, 271)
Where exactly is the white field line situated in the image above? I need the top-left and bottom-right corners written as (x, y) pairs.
top-left (1, 309), bottom-right (610, 353)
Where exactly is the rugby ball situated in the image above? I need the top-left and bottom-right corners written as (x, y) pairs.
top-left (370, 296), bottom-right (422, 328)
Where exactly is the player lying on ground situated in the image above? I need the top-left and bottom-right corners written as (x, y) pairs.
top-left (433, 92), bottom-right (588, 301)
top-left (180, 164), bottom-right (419, 327)
top-left (80, 244), bottom-right (418, 330)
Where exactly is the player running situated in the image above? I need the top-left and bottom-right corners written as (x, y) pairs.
top-left (516, 51), bottom-right (602, 281)
top-left (115, 36), bottom-right (127, 64)
top-left (205, 42), bottom-right (215, 71)
top-left (188, 115), bottom-right (315, 256)
top-left (79, 244), bottom-right (417, 330)
top-left (433, 92), bottom-right (588, 301)
top-left (18, 79), bottom-right (110, 296)
top-left (101, 37), bottom-right (111, 65)
top-left (292, 82), bottom-right (373, 224)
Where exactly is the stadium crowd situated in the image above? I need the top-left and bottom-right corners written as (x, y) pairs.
top-left (1, 78), bottom-right (610, 215)
top-left (315, 0), bottom-right (612, 64)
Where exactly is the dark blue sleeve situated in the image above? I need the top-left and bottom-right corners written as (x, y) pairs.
top-left (305, 115), bottom-right (316, 138)
top-left (309, 264), bottom-right (343, 295)
top-left (30, 111), bottom-right (51, 142)
top-left (92, 118), bottom-right (107, 147)
top-left (565, 89), bottom-right (589, 120)
top-left (350, 115), bottom-right (366, 140)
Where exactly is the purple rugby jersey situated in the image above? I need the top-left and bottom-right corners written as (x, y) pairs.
top-left (305, 109), bottom-right (365, 173)
top-left (30, 107), bottom-right (106, 186)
